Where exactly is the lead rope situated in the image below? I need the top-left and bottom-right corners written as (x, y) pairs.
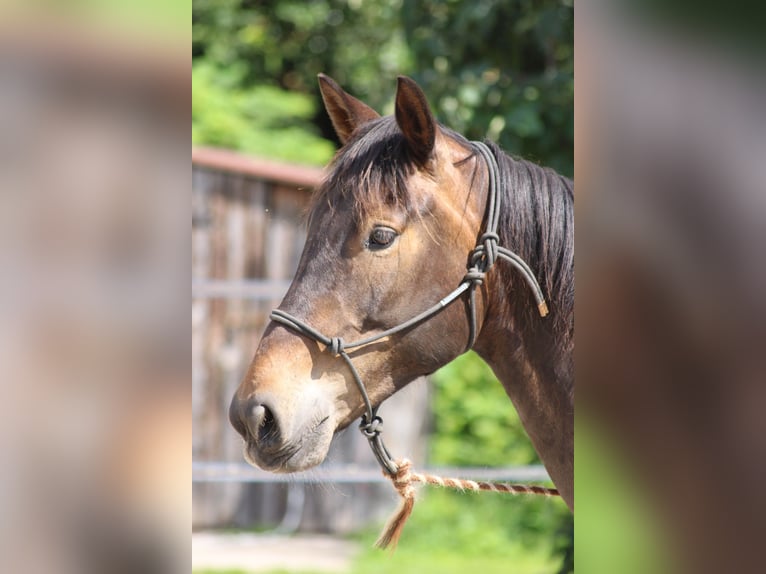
top-left (377, 460), bottom-right (559, 549)
top-left (269, 141), bottom-right (557, 550)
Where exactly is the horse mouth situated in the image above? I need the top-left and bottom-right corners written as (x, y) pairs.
top-left (242, 416), bottom-right (333, 473)
top-left (243, 440), bottom-right (302, 472)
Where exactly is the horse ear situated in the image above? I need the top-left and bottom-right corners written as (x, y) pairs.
top-left (395, 76), bottom-right (436, 163)
top-left (318, 73), bottom-right (380, 144)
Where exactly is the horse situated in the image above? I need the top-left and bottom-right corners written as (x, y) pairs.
top-left (229, 74), bottom-right (574, 510)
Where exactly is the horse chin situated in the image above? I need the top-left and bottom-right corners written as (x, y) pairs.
top-left (242, 418), bottom-right (335, 473)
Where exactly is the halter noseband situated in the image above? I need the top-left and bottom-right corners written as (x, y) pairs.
top-left (269, 141), bottom-right (548, 476)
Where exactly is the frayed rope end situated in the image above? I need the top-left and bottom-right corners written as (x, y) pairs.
top-left (375, 459), bottom-right (415, 550)
top-left (374, 491), bottom-right (415, 550)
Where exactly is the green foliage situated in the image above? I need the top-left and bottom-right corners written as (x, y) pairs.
top-left (430, 352), bottom-right (573, 572)
top-left (355, 514), bottom-right (559, 574)
top-left (193, 0), bottom-right (411, 113)
top-left (193, 1), bottom-right (572, 173)
top-left (192, 63), bottom-right (334, 165)
top-left (192, 0), bottom-right (413, 161)
top-left (431, 351), bottom-right (539, 466)
top-left (402, 0), bottom-right (574, 176)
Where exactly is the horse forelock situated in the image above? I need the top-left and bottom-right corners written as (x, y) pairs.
top-left (309, 116), bottom-right (475, 223)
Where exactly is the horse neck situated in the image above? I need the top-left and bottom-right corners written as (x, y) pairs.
top-left (471, 148), bottom-right (574, 508)
top-left (475, 331), bottom-right (573, 508)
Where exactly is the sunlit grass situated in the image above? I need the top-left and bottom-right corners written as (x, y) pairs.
top-left (195, 487), bottom-right (568, 574)
top-left (351, 487), bottom-right (567, 574)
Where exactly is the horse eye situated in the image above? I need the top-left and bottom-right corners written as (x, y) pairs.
top-left (367, 227), bottom-right (397, 249)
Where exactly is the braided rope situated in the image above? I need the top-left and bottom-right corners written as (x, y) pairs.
top-left (375, 459), bottom-right (560, 549)
top-left (410, 470), bottom-right (560, 496)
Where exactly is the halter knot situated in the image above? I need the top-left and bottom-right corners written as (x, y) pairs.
top-left (463, 267), bottom-right (486, 286)
top-left (391, 458), bottom-right (414, 497)
top-left (360, 415), bottom-right (384, 437)
top-left (480, 231), bottom-right (500, 266)
top-left (328, 337), bottom-right (344, 356)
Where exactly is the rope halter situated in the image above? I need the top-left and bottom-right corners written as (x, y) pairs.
top-left (267, 141), bottom-right (556, 548)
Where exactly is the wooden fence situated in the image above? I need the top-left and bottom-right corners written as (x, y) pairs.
top-left (191, 147), bottom-right (431, 533)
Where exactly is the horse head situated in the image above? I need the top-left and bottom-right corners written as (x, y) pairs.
top-left (229, 76), bottom-right (492, 472)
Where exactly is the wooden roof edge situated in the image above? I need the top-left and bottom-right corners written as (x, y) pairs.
top-left (192, 147), bottom-right (327, 188)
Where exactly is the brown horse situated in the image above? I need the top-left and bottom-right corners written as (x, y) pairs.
top-left (229, 75), bottom-right (574, 509)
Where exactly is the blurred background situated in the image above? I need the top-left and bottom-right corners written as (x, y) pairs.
top-left (0, 1), bottom-right (188, 574)
top-left (192, 1), bottom-right (573, 573)
top-left (577, 1), bottom-right (766, 573)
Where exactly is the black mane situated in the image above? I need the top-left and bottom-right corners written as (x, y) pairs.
top-left (310, 119), bottom-right (574, 387)
top-left (484, 141), bottom-right (574, 389)
top-left (311, 116), bottom-right (469, 219)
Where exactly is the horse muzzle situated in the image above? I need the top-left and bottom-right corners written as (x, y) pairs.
top-left (228, 391), bottom-right (334, 472)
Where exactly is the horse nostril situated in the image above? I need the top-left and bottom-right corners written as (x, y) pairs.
top-left (251, 403), bottom-right (279, 447)
top-left (251, 404), bottom-right (266, 427)
top-left (229, 396), bottom-right (281, 448)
